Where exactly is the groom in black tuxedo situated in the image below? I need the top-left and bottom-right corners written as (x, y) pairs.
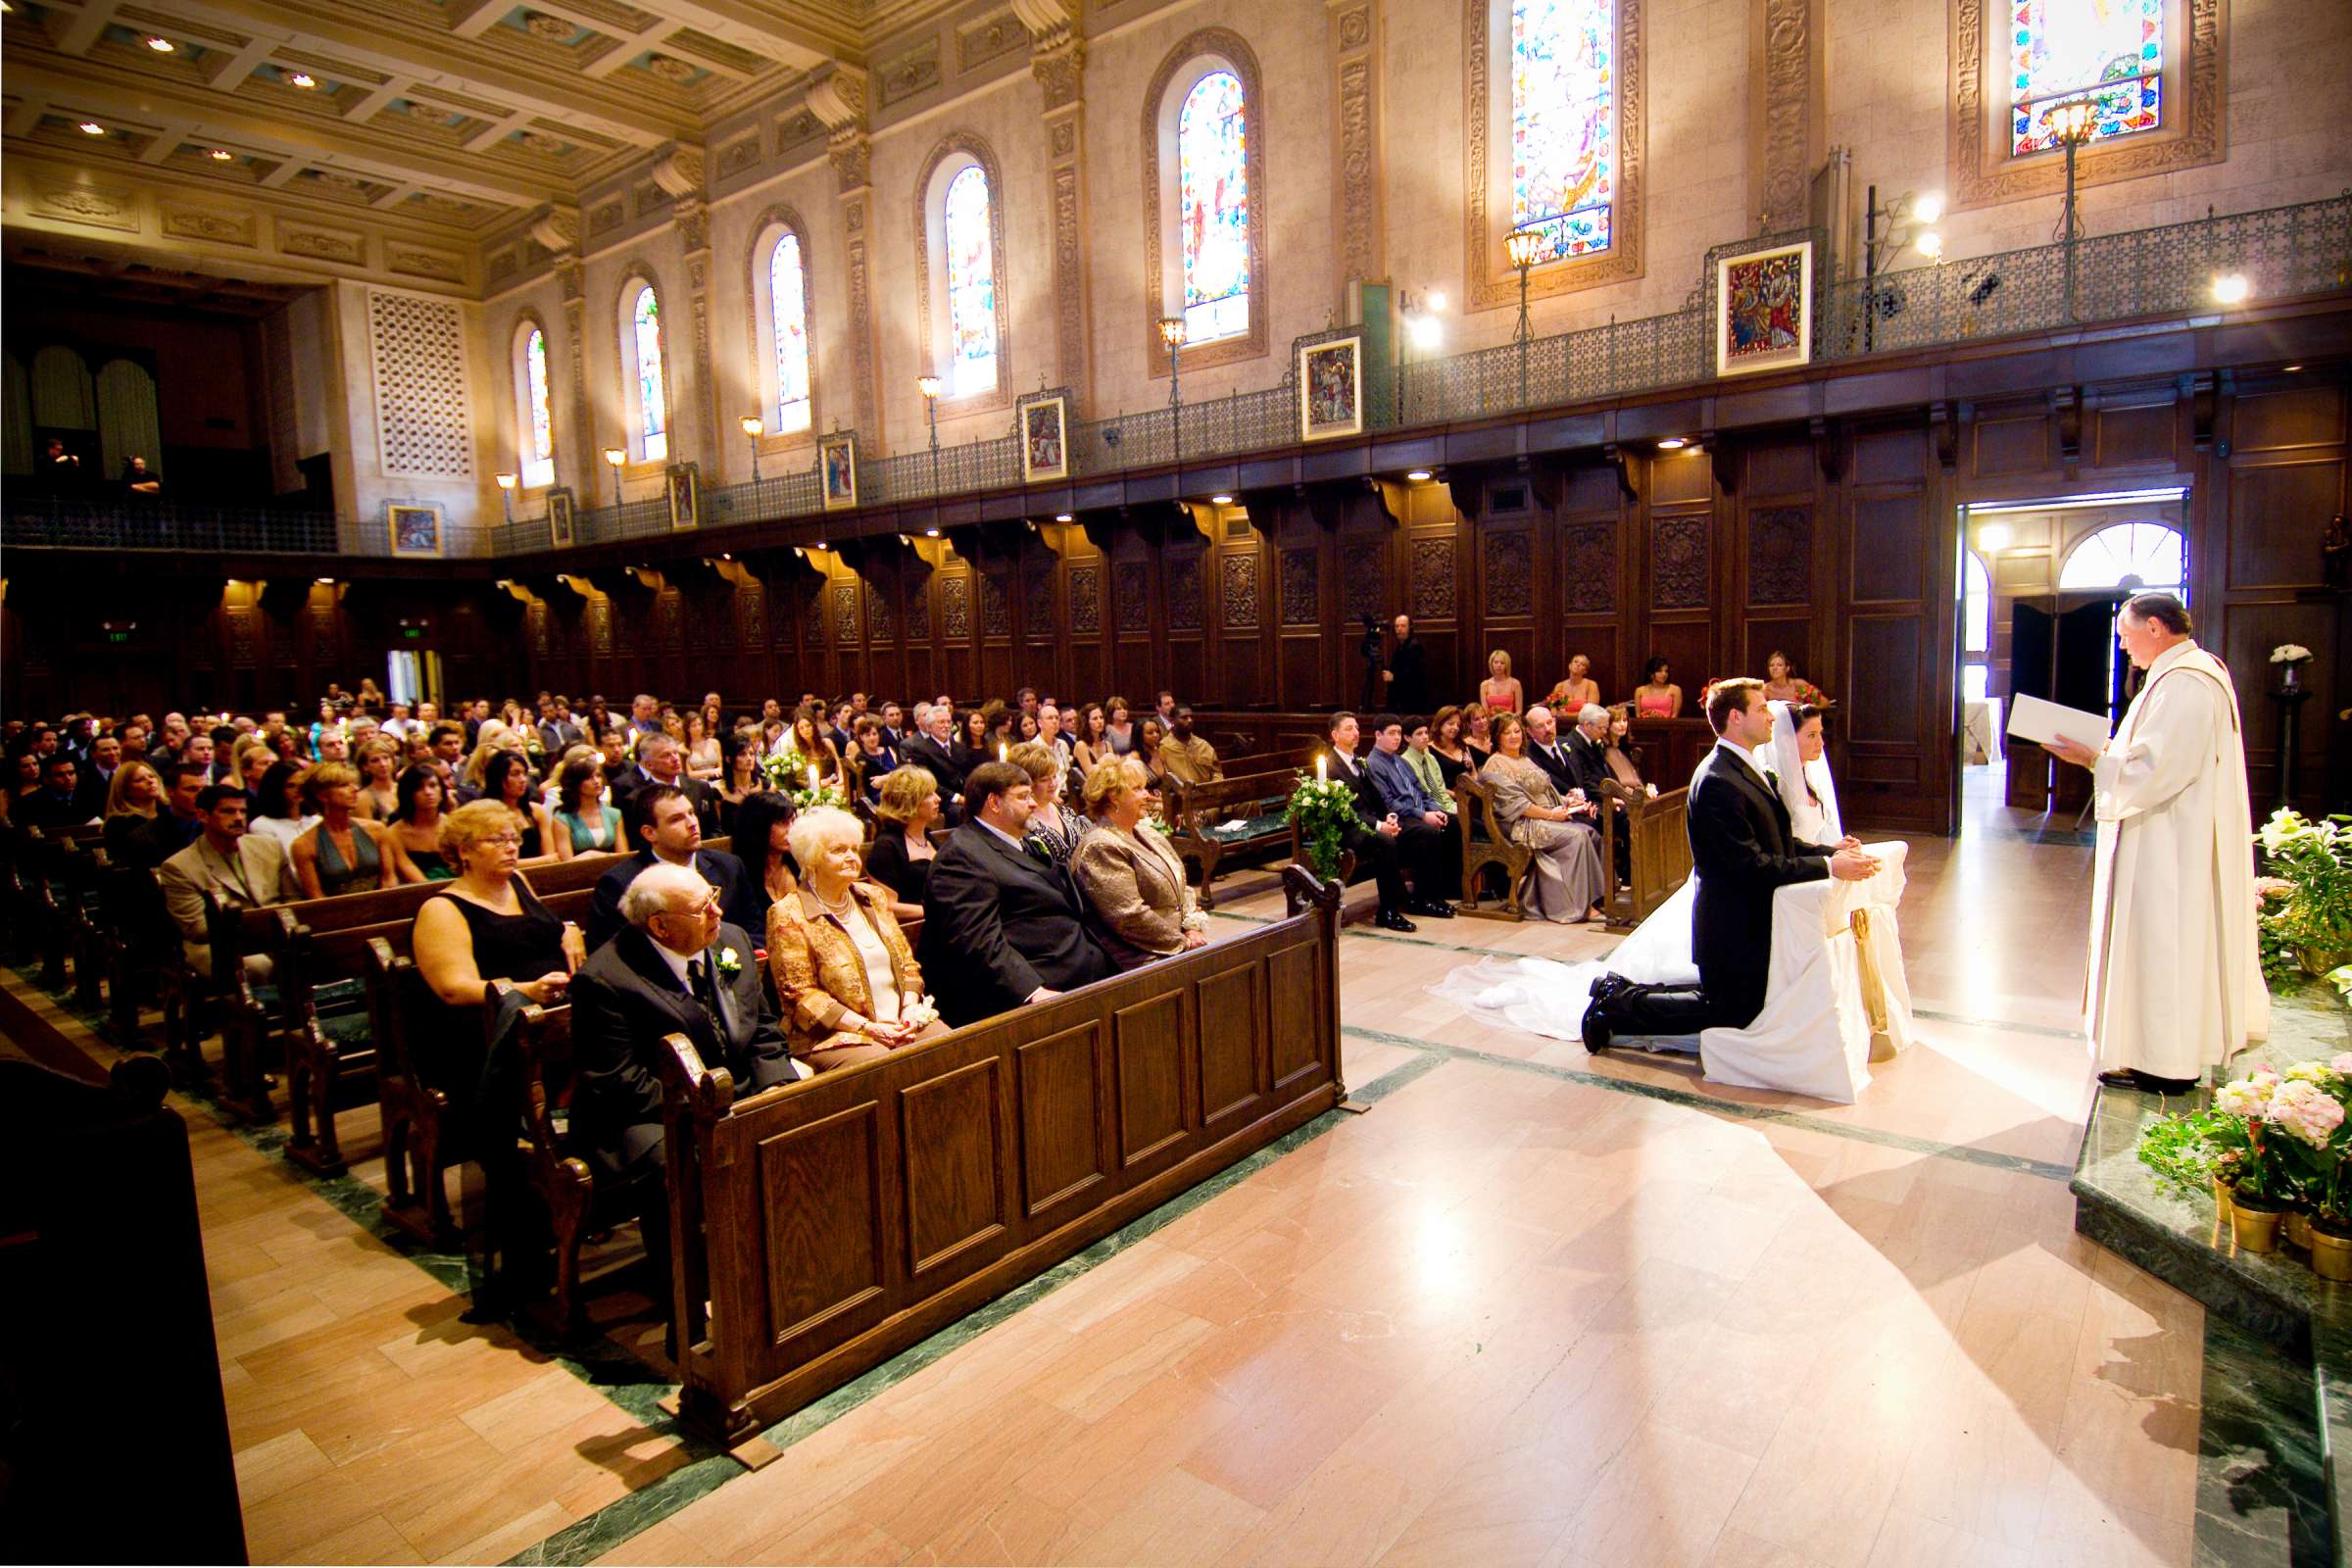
top-left (1583, 679), bottom-right (1877, 1048)
top-left (920, 760), bottom-right (1114, 1026)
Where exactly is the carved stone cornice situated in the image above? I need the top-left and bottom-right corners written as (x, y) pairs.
top-left (1031, 35), bottom-right (1084, 112)
top-left (1011, 0), bottom-right (1079, 53)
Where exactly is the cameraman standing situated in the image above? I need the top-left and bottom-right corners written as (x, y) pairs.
top-left (1384, 613), bottom-right (1429, 715)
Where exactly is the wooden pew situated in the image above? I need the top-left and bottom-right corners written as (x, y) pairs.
top-left (1452, 769), bottom-right (1532, 918)
top-left (1164, 764), bottom-right (1314, 908)
top-left (658, 864), bottom-right (1347, 1445)
top-left (1598, 783), bottom-right (1691, 932)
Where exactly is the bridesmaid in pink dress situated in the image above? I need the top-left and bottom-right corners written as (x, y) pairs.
top-left (1630, 657), bottom-right (1684, 718)
top-left (1478, 650), bottom-right (1525, 717)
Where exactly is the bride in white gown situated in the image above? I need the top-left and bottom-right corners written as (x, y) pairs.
top-left (1431, 701), bottom-right (1841, 1042)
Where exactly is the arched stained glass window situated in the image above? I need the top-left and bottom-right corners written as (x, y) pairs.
top-left (769, 231), bottom-right (811, 433)
top-left (629, 284), bottom-right (668, 463)
top-left (1178, 70), bottom-right (1250, 344)
top-left (943, 166), bottom-right (998, 398)
top-left (520, 327), bottom-right (554, 488)
top-left (2010, 0), bottom-right (2163, 156)
top-left (2059, 522), bottom-right (2186, 593)
top-left (1509, 0), bottom-right (1615, 265)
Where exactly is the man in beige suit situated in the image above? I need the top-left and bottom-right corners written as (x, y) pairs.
top-left (159, 785), bottom-right (299, 977)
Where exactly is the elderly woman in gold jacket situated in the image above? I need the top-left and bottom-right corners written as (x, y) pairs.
top-left (765, 805), bottom-right (946, 1070)
top-left (1069, 757), bottom-right (1209, 970)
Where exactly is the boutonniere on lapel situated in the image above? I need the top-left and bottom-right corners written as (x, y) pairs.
top-left (1024, 837), bottom-right (1054, 866)
top-left (714, 946), bottom-right (742, 977)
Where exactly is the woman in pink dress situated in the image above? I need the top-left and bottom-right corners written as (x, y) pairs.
top-left (1630, 657), bottom-right (1684, 718)
top-left (1478, 650), bottom-right (1524, 717)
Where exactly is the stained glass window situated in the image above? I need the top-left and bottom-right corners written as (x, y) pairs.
top-left (769, 231), bottom-right (811, 433)
top-left (1509, 0), bottom-right (1614, 266)
top-left (942, 166), bottom-right (998, 398)
top-left (630, 284), bottom-right (668, 463)
top-left (2009, 0), bottom-right (2163, 156)
top-left (1178, 70), bottom-right (1250, 344)
top-left (520, 327), bottom-right (554, 488)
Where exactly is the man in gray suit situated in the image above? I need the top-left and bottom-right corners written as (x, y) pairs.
top-left (158, 785), bottom-right (300, 977)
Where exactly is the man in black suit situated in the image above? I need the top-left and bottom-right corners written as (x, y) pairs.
top-left (919, 760), bottom-right (1113, 1026)
top-left (569, 860), bottom-right (799, 1307)
top-left (1583, 679), bottom-right (1878, 1048)
top-left (607, 735), bottom-right (718, 838)
top-left (586, 785), bottom-right (752, 950)
top-left (1523, 705), bottom-right (1587, 799)
top-left (1323, 711), bottom-right (1445, 932)
top-left (902, 704), bottom-right (967, 823)
top-left (1385, 614), bottom-right (1430, 715)
top-left (1559, 702), bottom-right (1629, 881)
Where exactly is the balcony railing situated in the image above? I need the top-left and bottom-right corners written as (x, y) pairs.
top-left (8, 192), bottom-right (2345, 562)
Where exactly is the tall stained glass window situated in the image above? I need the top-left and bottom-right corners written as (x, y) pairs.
top-left (2009, 0), bottom-right (2163, 156)
top-left (942, 166), bottom-right (998, 398)
top-left (520, 326), bottom-right (554, 488)
top-left (629, 284), bottom-right (668, 463)
top-left (769, 232), bottom-right (811, 433)
top-left (1178, 71), bottom-right (1250, 344)
top-left (1509, 0), bottom-right (1614, 265)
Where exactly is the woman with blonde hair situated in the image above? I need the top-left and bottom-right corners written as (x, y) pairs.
top-left (1478, 649), bottom-right (1524, 717)
top-left (289, 761), bottom-right (411, 898)
top-left (766, 805), bottom-right (943, 1071)
top-left (354, 736), bottom-right (402, 820)
top-left (1071, 758), bottom-right (1207, 970)
top-left (862, 763), bottom-right (942, 921)
top-left (101, 760), bottom-right (166, 865)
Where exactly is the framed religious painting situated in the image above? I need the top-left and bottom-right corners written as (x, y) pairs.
top-left (388, 503), bottom-right (443, 558)
top-left (546, 487), bottom-right (576, 549)
top-left (1018, 393), bottom-right (1069, 484)
top-left (665, 462), bottom-right (701, 530)
top-left (1715, 239), bottom-right (1814, 378)
top-left (1298, 335), bottom-right (1363, 443)
top-left (818, 432), bottom-right (858, 512)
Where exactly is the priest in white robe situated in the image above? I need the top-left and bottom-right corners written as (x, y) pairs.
top-left (2048, 592), bottom-right (2267, 1092)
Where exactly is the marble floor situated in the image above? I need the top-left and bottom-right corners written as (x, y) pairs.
top-left (6, 763), bottom-right (2217, 1566)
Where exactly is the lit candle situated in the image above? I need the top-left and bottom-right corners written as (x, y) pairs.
top-left (999, 742), bottom-right (1008, 761)
top-left (1316, 753), bottom-right (1327, 781)
top-left (808, 763), bottom-right (819, 791)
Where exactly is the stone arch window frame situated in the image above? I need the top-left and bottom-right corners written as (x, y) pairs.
top-left (747, 206), bottom-right (820, 445)
top-left (912, 132), bottom-right (1012, 416)
top-left (510, 310), bottom-right (557, 491)
top-left (614, 267), bottom-right (675, 466)
top-left (1462, 0), bottom-right (1647, 315)
top-left (1946, 0), bottom-right (2226, 213)
top-left (1142, 28), bottom-right (1272, 379)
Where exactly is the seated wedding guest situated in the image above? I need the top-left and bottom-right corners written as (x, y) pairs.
top-left (586, 784), bottom-right (749, 951)
top-left (353, 737), bottom-right (402, 821)
top-left (160, 786), bottom-right (301, 975)
top-left (1602, 707), bottom-right (1651, 794)
top-left (1461, 708), bottom-right (1496, 771)
top-left (862, 765), bottom-right (942, 921)
top-left (19, 754), bottom-right (93, 833)
top-left (387, 764), bottom-right (456, 879)
top-left (129, 761), bottom-right (211, 866)
top-left (920, 760), bottom-right (1114, 1026)
top-left (727, 790), bottom-right (801, 922)
top-left (766, 806), bottom-right (945, 1071)
top-left (1132, 718), bottom-right (1168, 788)
top-left (101, 760), bottom-right (167, 866)
top-left (1520, 705), bottom-right (1582, 798)
top-left (290, 763), bottom-right (409, 898)
top-left (683, 710), bottom-right (722, 782)
top-left (784, 705), bottom-right (844, 786)
top-left (1325, 711), bottom-right (1445, 930)
top-left (610, 734), bottom-right (717, 837)
top-left (1038, 704), bottom-right (1073, 766)
top-left (1071, 758), bottom-right (1208, 970)
top-left (1427, 707), bottom-right (1476, 795)
top-left (1102, 697), bottom-right (1137, 757)
top-left (1014, 710), bottom-right (1042, 745)
top-left (848, 716), bottom-right (899, 807)
top-left (480, 750), bottom-right (556, 865)
top-left (1479, 649), bottom-right (1525, 717)
top-left (1399, 715), bottom-right (1456, 816)
top-left (903, 705), bottom-right (965, 821)
top-left (1631, 657), bottom-right (1684, 717)
top-left (1544, 653), bottom-right (1602, 716)
top-left (1364, 714), bottom-right (1463, 902)
top-left (713, 729), bottom-right (764, 832)
top-left (1156, 707), bottom-right (1221, 786)
top-left (1010, 741), bottom-right (1090, 868)
top-left (1069, 704), bottom-right (1111, 777)
top-left (1482, 713), bottom-right (1606, 923)
top-left (570, 860), bottom-right (793, 1308)
top-left (1761, 651), bottom-right (1829, 708)
top-left (959, 704), bottom-right (1001, 771)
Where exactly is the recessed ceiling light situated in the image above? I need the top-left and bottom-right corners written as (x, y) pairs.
top-left (144, 34), bottom-right (174, 51)
top-left (287, 71), bottom-right (317, 88)
top-left (2283, 364), bottom-right (2304, 372)
top-left (1054, 513), bottom-right (1072, 522)
top-left (1209, 493), bottom-right (1234, 505)
top-left (811, 540), bottom-right (826, 550)
top-left (1656, 436), bottom-right (1688, 451)
top-left (78, 121), bottom-right (106, 135)
top-left (208, 147), bottom-right (233, 161)
top-left (1405, 468), bottom-right (1433, 482)
top-left (924, 527), bottom-right (940, 537)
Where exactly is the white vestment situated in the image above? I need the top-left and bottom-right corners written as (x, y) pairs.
top-left (2085, 639), bottom-right (2267, 1078)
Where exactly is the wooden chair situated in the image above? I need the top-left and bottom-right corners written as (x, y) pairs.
top-left (1452, 770), bottom-right (1531, 919)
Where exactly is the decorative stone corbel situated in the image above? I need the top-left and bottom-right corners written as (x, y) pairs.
top-left (527, 208), bottom-right (579, 255)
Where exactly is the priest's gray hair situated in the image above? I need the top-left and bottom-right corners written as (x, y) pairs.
top-left (620, 862), bottom-right (710, 927)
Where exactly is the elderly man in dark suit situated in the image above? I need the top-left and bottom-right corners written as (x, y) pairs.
top-left (1582, 679), bottom-right (1878, 1048)
top-left (901, 704), bottom-right (967, 824)
top-left (569, 860), bottom-right (799, 1310)
top-left (585, 785), bottom-right (750, 950)
top-left (919, 760), bottom-right (1113, 1026)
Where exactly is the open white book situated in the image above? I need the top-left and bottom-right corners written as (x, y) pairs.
top-left (2005, 693), bottom-right (2114, 749)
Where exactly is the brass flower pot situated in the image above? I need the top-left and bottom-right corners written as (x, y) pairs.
top-left (2231, 1192), bottom-right (2286, 1254)
top-left (2287, 1209), bottom-right (2315, 1250)
top-left (2313, 1227), bottom-right (2352, 1282)
top-left (2213, 1177), bottom-right (2234, 1221)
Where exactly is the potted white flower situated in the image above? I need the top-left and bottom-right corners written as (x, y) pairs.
top-left (2272, 643), bottom-right (2313, 690)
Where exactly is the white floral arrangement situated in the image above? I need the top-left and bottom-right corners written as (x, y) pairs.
top-left (2271, 644), bottom-right (2313, 665)
top-left (760, 746), bottom-right (845, 809)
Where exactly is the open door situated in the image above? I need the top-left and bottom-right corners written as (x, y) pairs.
top-left (2006, 599), bottom-right (2055, 810)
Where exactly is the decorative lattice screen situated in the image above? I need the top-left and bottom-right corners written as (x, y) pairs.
top-left (368, 289), bottom-right (475, 479)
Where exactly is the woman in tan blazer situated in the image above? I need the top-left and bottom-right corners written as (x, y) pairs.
top-left (765, 805), bottom-right (945, 1070)
top-left (1070, 757), bottom-right (1208, 970)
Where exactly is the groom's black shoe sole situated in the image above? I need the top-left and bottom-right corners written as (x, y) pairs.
top-left (1581, 998), bottom-right (1615, 1054)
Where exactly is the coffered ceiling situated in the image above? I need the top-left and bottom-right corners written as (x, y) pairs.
top-left (1, 0), bottom-right (978, 237)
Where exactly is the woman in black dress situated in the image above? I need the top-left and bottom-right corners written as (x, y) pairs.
top-left (727, 790), bottom-right (801, 924)
top-left (860, 764), bottom-right (942, 922)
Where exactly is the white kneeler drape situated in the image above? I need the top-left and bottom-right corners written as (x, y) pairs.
top-left (1698, 841), bottom-right (1915, 1105)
